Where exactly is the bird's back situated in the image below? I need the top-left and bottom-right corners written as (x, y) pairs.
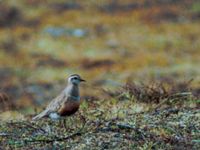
top-left (32, 92), bottom-right (67, 120)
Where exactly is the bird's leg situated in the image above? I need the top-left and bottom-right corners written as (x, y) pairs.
top-left (59, 118), bottom-right (67, 131)
top-left (58, 119), bottom-right (62, 128)
top-left (63, 118), bottom-right (67, 131)
top-left (79, 113), bottom-right (86, 129)
top-left (49, 112), bottom-right (62, 135)
top-left (44, 119), bottom-right (53, 135)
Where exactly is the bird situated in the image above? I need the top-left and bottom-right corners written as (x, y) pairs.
top-left (32, 74), bottom-right (85, 120)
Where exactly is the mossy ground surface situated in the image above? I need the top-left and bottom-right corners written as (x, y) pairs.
top-left (0, 91), bottom-right (200, 149)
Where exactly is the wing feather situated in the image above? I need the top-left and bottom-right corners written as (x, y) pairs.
top-left (32, 92), bottom-right (67, 120)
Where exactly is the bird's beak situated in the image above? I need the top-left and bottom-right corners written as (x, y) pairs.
top-left (80, 78), bottom-right (86, 82)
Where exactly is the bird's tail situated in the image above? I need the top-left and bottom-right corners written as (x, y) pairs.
top-left (32, 110), bottom-right (48, 121)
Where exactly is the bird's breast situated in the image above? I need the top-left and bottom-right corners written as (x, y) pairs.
top-left (58, 100), bottom-right (80, 116)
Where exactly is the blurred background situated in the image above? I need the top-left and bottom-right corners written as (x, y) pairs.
top-left (0, 0), bottom-right (200, 116)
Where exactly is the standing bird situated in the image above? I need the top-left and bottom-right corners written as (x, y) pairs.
top-left (32, 74), bottom-right (85, 120)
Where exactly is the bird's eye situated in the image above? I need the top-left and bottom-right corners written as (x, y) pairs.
top-left (73, 77), bottom-right (78, 80)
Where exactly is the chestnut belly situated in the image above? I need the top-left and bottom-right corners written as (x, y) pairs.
top-left (58, 101), bottom-right (80, 116)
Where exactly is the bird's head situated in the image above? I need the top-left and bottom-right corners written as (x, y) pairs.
top-left (68, 74), bottom-right (85, 85)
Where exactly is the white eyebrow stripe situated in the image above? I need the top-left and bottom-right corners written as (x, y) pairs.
top-left (69, 74), bottom-right (80, 78)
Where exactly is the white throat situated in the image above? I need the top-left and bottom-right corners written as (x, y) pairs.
top-left (64, 83), bottom-right (80, 101)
